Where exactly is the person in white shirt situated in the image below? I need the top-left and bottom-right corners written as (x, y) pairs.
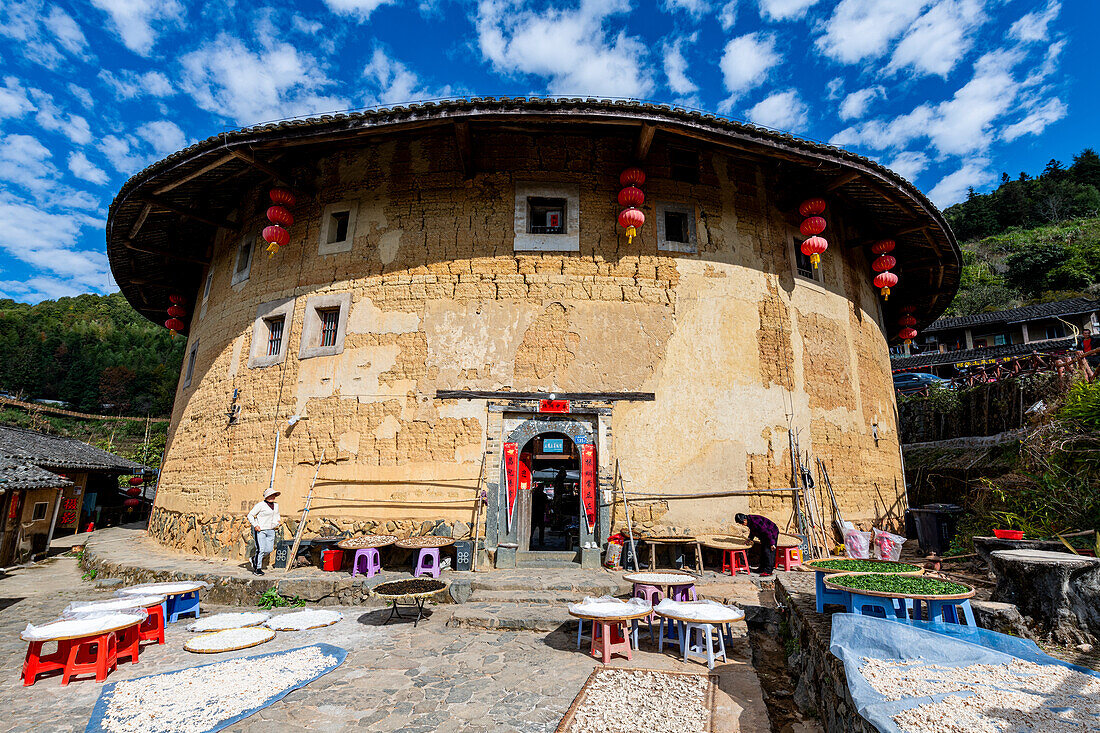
top-left (247, 488), bottom-right (281, 575)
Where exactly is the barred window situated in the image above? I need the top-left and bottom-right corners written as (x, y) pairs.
top-left (266, 317), bottom-right (284, 356)
top-left (319, 309), bottom-right (340, 347)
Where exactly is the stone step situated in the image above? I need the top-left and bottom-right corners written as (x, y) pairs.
top-left (469, 576), bottom-right (628, 595)
top-left (515, 551), bottom-right (579, 569)
top-left (445, 602), bottom-right (578, 632)
top-left (467, 589), bottom-right (612, 605)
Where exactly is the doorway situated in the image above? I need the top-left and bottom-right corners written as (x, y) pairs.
top-left (522, 432), bottom-right (580, 552)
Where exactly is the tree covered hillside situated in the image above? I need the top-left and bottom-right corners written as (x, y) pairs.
top-left (0, 293), bottom-right (183, 416)
top-left (943, 149), bottom-right (1100, 316)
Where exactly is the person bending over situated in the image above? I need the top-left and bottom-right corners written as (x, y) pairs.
top-left (247, 488), bottom-right (281, 575)
top-left (735, 513), bottom-right (779, 577)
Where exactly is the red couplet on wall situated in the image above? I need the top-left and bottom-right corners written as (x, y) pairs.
top-left (580, 444), bottom-right (597, 533)
top-left (539, 399), bottom-right (571, 413)
top-left (503, 443), bottom-right (519, 533)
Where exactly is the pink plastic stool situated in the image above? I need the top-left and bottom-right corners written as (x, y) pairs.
top-left (776, 546), bottom-right (803, 571)
top-left (670, 583), bottom-right (697, 601)
top-left (414, 548), bottom-right (440, 578)
top-left (632, 583), bottom-right (663, 641)
top-left (351, 548), bottom-right (382, 578)
top-left (591, 620), bottom-right (632, 664)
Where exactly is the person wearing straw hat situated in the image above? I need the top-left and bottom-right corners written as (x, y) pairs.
top-left (247, 488), bottom-right (281, 575)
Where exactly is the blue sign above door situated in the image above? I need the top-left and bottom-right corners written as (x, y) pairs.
top-left (542, 438), bottom-right (564, 453)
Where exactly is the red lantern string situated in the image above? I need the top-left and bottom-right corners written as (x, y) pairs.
top-left (899, 327), bottom-right (918, 345)
top-left (871, 239), bottom-right (896, 255)
top-left (798, 199), bottom-right (828, 268)
top-left (874, 271), bottom-right (898, 300)
top-left (618, 168), bottom-right (645, 244)
top-left (899, 314), bottom-right (917, 328)
top-left (264, 188), bottom-right (296, 256)
top-left (872, 254), bottom-right (896, 273)
top-left (168, 294), bottom-right (187, 306)
top-left (900, 304), bottom-right (917, 314)
top-left (165, 317), bottom-right (185, 336)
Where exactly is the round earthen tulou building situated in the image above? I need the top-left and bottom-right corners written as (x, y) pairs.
top-left (107, 98), bottom-right (960, 565)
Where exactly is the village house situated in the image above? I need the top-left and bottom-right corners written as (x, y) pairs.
top-left (105, 99), bottom-right (960, 566)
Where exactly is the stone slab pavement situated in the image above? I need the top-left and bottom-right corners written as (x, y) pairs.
top-left (1, 555), bottom-right (773, 732)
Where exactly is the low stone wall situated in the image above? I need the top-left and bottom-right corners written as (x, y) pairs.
top-left (148, 506), bottom-right (474, 559)
top-left (775, 574), bottom-right (877, 733)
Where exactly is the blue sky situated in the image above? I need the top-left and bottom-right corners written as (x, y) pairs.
top-left (0, 0), bottom-right (1093, 303)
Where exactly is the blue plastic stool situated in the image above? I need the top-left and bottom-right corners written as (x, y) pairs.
top-left (917, 598), bottom-right (976, 626)
top-left (815, 570), bottom-right (851, 613)
top-left (845, 592), bottom-right (907, 620)
top-left (166, 591), bottom-right (200, 623)
top-left (658, 617), bottom-right (684, 652)
top-left (683, 622), bottom-right (727, 669)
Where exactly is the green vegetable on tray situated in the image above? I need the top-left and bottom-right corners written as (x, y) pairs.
top-left (827, 573), bottom-right (970, 596)
top-left (809, 559), bottom-right (920, 573)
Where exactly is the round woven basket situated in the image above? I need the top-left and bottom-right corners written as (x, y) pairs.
top-left (394, 536), bottom-right (454, 549)
top-left (372, 579), bottom-right (449, 603)
top-left (184, 627), bottom-right (276, 654)
top-left (803, 558), bottom-right (924, 575)
top-left (337, 534), bottom-right (398, 550)
top-left (823, 573), bottom-right (975, 600)
top-left (265, 610), bottom-right (344, 631)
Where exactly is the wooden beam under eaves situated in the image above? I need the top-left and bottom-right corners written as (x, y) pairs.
top-left (453, 121), bottom-right (474, 179)
top-left (123, 240), bottom-right (209, 265)
top-left (635, 123), bottom-right (656, 160)
top-left (139, 196), bottom-right (239, 231)
top-left (128, 203), bottom-right (153, 239)
top-left (824, 171), bottom-right (860, 192)
top-left (153, 154), bottom-right (236, 195)
top-left (227, 149), bottom-right (303, 194)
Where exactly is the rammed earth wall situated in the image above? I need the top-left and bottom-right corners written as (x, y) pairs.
top-left (153, 129), bottom-right (905, 558)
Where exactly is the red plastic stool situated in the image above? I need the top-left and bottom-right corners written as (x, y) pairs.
top-left (139, 603), bottom-right (165, 645)
top-left (776, 546), bottom-right (803, 571)
top-left (23, 639), bottom-right (70, 686)
top-left (591, 620), bottom-right (632, 664)
top-left (721, 549), bottom-right (751, 575)
top-left (115, 624), bottom-right (142, 665)
top-left (62, 632), bottom-right (118, 685)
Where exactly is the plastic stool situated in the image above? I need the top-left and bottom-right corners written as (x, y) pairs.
top-left (776, 546), bottom-right (803, 571)
top-left (632, 583), bottom-right (663, 641)
top-left (721, 549), bottom-right (751, 576)
top-left (576, 618), bottom-right (589, 650)
top-left (115, 624), bottom-right (141, 665)
top-left (683, 622), bottom-right (727, 669)
top-left (139, 602), bottom-right (165, 645)
top-left (658, 617), bottom-right (683, 652)
top-left (351, 548), bottom-right (382, 578)
top-left (166, 591), bottom-right (200, 623)
top-left (62, 632), bottom-right (117, 685)
top-left (591, 620), bottom-right (632, 663)
top-left (414, 548), bottom-right (440, 578)
top-left (670, 583), bottom-right (697, 601)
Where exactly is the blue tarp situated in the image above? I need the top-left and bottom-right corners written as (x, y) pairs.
top-left (86, 643), bottom-right (347, 733)
top-left (829, 613), bottom-right (1100, 732)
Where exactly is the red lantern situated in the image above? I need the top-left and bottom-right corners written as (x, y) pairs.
top-left (266, 205), bottom-right (294, 227)
top-left (900, 305), bottom-right (917, 313)
top-left (899, 327), bottom-right (918, 345)
top-left (269, 187), bottom-right (296, 206)
top-left (799, 198), bottom-right (826, 217)
top-left (801, 236), bottom-right (829, 268)
top-left (874, 271), bottom-right (898, 300)
top-left (123, 498), bottom-right (140, 508)
top-left (618, 208), bottom-right (645, 244)
top-left (800, 217), bottom-right (826, 237)
top-left (167, 304), bottom-right (187, 318)
top-left (263, 225), bottom-right (289, 256)
top-left (619, 167), bottom-right (645, 187)
top-left (872, 254), bottom-right (897, 272)
top-left (125, 486), bottom-right (142, 496)
top-left (165, 317), bottom-right (185, 335)
top-left (617, 186), bottom-right (644, 208)
top-left (128, 476), bottom-right (144, 486)
top-left (899, 314), bottom-right (917, 328)
top-left (168, 294), bottom-right (186, 306)
top-left (871, 239), bottom-right (896, 255)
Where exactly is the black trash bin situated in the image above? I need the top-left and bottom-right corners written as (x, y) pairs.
top-left (908, 503), bottom-right (963, 554)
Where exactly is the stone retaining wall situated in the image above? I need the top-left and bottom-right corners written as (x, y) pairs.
top-left (775, 574), bottom-right (876, 733)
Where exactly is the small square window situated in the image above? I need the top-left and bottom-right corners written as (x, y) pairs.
top-left (792, 236), bottom-right (824, 284)
top-left (232, 237), bottom-right (253, 285)
top-left (319, 201), bottom-right (358, 255)
top-left (266, 316), bottom-right (285, 356)
top-left (31, 502), bottom-right (48, 521)
top-left (527, 197), bottom-right (566, 234)
top-left (327, 211), bottom-right (350, 244)
top-left (665, 211), bottom-right (689, 243)
top-left (670, 148), bottom-right (699, 183)
top-left (656, 203), bottom-right (697, 253)
top-left (202, 270), bottom-right (213, 302)
top-left (248, 298), bottom-right (294, 368)
top-left (299, 293), bottom-right (351, 359)
top-left (318, 309), bottom-right (339, 347)
top-left (184, 340), bottom-right (199, 387)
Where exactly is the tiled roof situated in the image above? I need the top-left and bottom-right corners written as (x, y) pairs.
top-left (0, 426), bottom-right (146, 473)
top-left (891, 337), bottom-right (1077, 370)
top-left (0, 458), bottom-right (71, 492)
top-left (924, 298), bottom-right (1098, 333)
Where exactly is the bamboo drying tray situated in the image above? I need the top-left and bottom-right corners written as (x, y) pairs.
top-left (823, 573), bottom-right (975, 601)
top-left (803, 558), bottom-right (924, 575)
top-left (337, 534), bottom-right (397, 550)
top-left (183, 627), bottom-right (276, 654)
top-left (394, 536), bottom-right (454, 549)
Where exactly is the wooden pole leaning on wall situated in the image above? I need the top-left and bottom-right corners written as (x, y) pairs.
top-left (614, 460), bottom-right (640, 572)
top-left (283, 448), bottom-right (325, 574)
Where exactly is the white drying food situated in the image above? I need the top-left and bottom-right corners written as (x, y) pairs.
top-left (22, 612), bottom-right (145, 641)
top-left (64, 596), bottom-right (163, 615)
top-left (858, 657), bottom-right (1100, 732)
top-left (265, 609), bottom-right (343, 631)
top-left (568, 595), bottom-right (650, 618)
top-left (625, 572), bottom-right (696, 585)
top-left (99, 646), bottom-right (338, 733)
top-left (187, 611), bottom-right (270, 632)
top-left (183, 627), bottom-right (275, 653)
top-left (655, 598), bottom-right (745, 623)
top-left (567, 668), bottom-right (711, 733)
top-left (118, 581), bottom-right (206, 596)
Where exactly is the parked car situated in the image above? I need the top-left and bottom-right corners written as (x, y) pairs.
top-left (893, 372), bottom-right (946, 393)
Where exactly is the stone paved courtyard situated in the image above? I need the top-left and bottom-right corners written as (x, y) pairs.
top-left (0, 553), bottom-right (775, 732)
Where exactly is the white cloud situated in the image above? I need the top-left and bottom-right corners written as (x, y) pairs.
top-left (43, 6), bottom-right (87, 54)
top-left (758, 0), bottom-right (820, 22)
top-left (1010, 0), bottom-right (1060, 43)
top-left (718, 33), bottom-right (780, 111)
top-left (718, 1), bottom-right (738, 29)
top-left (136, 120), bottom-right (187, 155)
top-left (67, 83), bottom-right (94, 109)
top-left (98, 135), bottom-right (148, 175)
top-left (474, 0), bottom-right (655, 98)
top-left (664, 0), bottom-right (709, 15)
top-left (885, 151), bottom-right (930, 182)
top-left (67, 151), bottom-right (109, 185)
top-left (0, 134), bottom-right (99, 211)
top-left (826, 77), bottom-right (844, 100)
top-left (0, 1), bottom-right (90, 68)
top-left (663, 39), bottom-right (699, 97)
top-left (746, 89), bottom-right (808, 131)
top-left (928, 158), bottom-right (993, 207)
top-left (815, 0), bottom-right (929, 65)
top-left (180, 33), bottom-right (348, 125)
top-left (0, 275), bottom-right (112, 303)
top-left (0, 77), bottom-right (34, 118)
top-left (887, 0), bottom-right (987, 78)
top-left (1023, 39), bottom-right (1064, 88)
top-left (98, 70), bottom-right (176, 100)
top-left (363, 48), bottom-right (451, 105)
top-left (90, 0), bottom-right (184, 56)
top-left (29, 89), bottom-right (93, 145)
top-left (839, 86), bottom-right (884, 120)
top-left (1002, 97), bottom-right (1066, 142)
top-left (321, 0), bottom-right (396, 21)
